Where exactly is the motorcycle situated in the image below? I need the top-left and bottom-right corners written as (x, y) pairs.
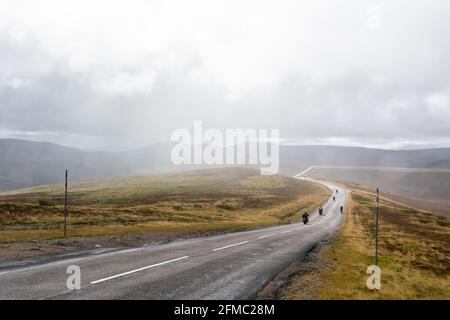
top-left (303, 215), bottom-right (309, 224)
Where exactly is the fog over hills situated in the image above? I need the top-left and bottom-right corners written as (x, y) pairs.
top-left (0, 139), bottom-right (171, 191)
top-left (1, 139), bottom-right (450, 191)
top-left (280, 145), bottom-right (450, 174)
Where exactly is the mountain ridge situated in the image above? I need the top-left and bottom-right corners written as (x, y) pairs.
top-left (1, 138), bottom-right (450, 191)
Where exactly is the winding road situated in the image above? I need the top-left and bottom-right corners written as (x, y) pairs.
top-left (0, 178), bottom-right (347, 300)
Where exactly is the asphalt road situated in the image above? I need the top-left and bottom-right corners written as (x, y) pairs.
top-left (0, 179), bottom-right (347, 300)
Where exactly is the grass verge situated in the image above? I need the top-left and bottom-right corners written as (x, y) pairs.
top-left (281, 188), bottom-right (450, 300)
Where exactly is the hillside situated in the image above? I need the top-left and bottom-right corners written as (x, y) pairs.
top-left (0, 139), bottom-right (172, 191)
top-left (0, 168), bottom-right (329, 245)
top-left (1, 139), bottom-right (450, 191)
top-left (280, 145), bottom-right (450, 174)
top-left (304, 166), bottom-right (450, 216)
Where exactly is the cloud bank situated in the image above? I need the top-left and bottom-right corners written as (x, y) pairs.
top-left (0, 0), bottom-right (449, 150)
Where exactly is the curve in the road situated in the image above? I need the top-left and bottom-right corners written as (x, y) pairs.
top-left (0, 177), bottom-right (347, 300)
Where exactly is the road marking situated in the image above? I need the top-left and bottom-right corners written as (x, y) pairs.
top-left (294, 166), bottom-right (317, 178)
top-left (91, 248), bottom-right (118, 255)
top-left (212, 241), bottom-right (249, 252)
top-left (90, 256), bottom-right (189, 284)
top-left (258, 234), bottom-right (276, 239)
top-left (0, 246), bottom-right (151, 277)
top-left (281, 230), bottom-right (293, 234)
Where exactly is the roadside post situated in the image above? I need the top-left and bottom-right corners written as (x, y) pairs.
top-left (375, 187), bottom-right (380, 266)
top-left (64, 170), bottom-right (68, 238)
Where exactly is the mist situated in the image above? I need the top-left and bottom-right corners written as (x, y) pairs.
top-left (0, 0), bottom-right (450, 151)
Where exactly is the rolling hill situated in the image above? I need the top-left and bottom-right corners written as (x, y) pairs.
top-left (0, 139), bottom-right (172, 191)
top-left (1, 139), bottom-right (450, 191)
top-left (279, 145), bottom-right (450, 174)
top-left (0, 167), bottom-right (329, 243)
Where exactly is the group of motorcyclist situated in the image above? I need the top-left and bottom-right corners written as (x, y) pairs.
top-left (302, 189), bottom-right (343, 224)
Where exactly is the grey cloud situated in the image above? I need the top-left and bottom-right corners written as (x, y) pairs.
top-left (0, 1), bottom-right (450, 150)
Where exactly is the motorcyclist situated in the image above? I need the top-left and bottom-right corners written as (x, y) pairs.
top-left (333, 196), bottom-right (336, 201)
top-left (340, 205), bottom-right (344, 214)
top-left (319, 207), bottom-right (323, 215)
top-left (302, 211), bottom-right (309, 224)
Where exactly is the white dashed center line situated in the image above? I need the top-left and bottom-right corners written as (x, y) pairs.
top-left (86, 191), bottom-right (344, 286)
top-left (212, 241), bottom-right (249, 252)
top-left (90, 256), bottom-right (189, 284)
top-left (258, 234), bottom-right (276, 239)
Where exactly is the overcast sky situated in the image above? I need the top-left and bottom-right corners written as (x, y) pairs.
top-left (0, 0), bottom-right (449, 150)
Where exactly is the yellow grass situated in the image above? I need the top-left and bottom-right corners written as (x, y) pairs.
top-left (0, 168), bottom-right (330, 243)
top-left (282, 189), bottom-right (450, 300)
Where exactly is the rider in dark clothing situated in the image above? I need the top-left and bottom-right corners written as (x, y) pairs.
top-left (302, 211), bottom-right (309, 221)
top-left (319, 207), bottom-right (323, 215)
top-left (340, 206), bottom-right (344, 214)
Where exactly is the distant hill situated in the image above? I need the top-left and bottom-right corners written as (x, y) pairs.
top-left (1, 139), bottom-right (450, 191)
top-left (279, 145), bottom-right (450, 174)
top-left (0, 139), bottom-right (172, 191)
